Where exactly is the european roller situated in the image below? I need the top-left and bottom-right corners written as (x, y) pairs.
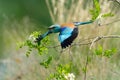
top-left (35, 20), bottom-right (93, 48)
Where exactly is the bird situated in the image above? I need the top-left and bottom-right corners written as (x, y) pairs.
top-left (35, 20), bottom-right (93, 48)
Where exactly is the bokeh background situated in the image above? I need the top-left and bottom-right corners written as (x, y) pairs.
top-left (0, 0), bottom-right (120, 80)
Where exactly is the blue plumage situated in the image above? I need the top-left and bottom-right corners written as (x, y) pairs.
top-left (35, 20), bottom-right (93, 48)
top-left (60, 27), bottom-right (78, 48)
top-left (59, 27), bottom-right (73, 43)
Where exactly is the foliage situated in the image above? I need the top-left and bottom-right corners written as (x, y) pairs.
top-left (18, 31), bottom-right (52, 68)
top-left (17, 1), bottom-right (117, 80)
top-left (90, 0), bottom-right (114, 21)
top-left (40, 56), bottom-right (52, 68)
top-left (94, 45), bottom-right (117, 58)
top-left (18, 31), bottom-right (50, 57)
top-left (90, 0), bottom-right (101, 21)
top-left (101, 12), bottom-right (114, 18)
top-left (47, 63), bottom-right (75, 80)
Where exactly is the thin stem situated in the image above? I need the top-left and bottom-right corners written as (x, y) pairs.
top-left (84, 50), bottom-right (90, 80)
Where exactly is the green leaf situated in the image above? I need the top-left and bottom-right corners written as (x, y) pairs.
top-left (40, 56), bottom-right (52, 68)
top-left (82, 67), bottom-right (87, 73)
top-left (94, 45), bottom-right (117, 58)
top-left (90, 0), bottom-right (100, 21)
top-left (18, 31), bottom-right (50, 57)
top-left (103, 48), bottom-right (117, 58)
top-left (102, 12), bottom-right (114, 18)
top-left (26, 48), bottom-right (32, 57)
top-left (94, 45), bottom-right (103, 56)
top-left (47, 63), bottom-right (75, 80)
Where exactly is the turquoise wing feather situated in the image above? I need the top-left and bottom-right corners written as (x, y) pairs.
top-left (58, 27), bottom-right (73, 43)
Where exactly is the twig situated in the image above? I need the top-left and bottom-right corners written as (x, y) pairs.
top-left (100, 19), bottom-right (120, 26)
top-left (109, 0), bottom-right (120, 5)
top-left (46, 35), bottom-right (120, 80)
top-left (82, 35), bottom-right (120, 80)
top-left (90, 36), bottom-right (101, 49)
top-left (84, 50), bottom-right (90, 80)
top-left (47, 35), bottom-right (120, 49)
top-left (73, 35), bottom-right (120, 47)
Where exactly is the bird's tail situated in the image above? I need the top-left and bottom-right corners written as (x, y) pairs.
top-left (74, 20), bottom-right (93, 26)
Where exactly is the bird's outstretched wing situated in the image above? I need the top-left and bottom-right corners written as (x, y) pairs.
top-left (59, 27), bottom-right (78, 48)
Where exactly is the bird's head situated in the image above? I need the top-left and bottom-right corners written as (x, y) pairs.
top-left (48, 24), bottom-right (61, 33)
top-left (35, 24), bottom-right (61, 45)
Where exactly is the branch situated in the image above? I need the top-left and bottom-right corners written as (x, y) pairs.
top-left (47, 35), bottom-right (120, 49)
top-left (90, 36), bottom-right (101, 50)
top-left (82, 35), bottom-right (120, 80)
top-left (100, 19), bottom-right (120, 26)
top-left (84, 50), bottom-right (90, 80)
top-left (46, 35), bottom-right (120, 80)
top-left (73, 35), bottom-right (120, 49)
top-left (109, 0), bottom-right (120, 5)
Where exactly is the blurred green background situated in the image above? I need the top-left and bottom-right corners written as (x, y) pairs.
top-left (0, 0), bottom-right (52, 56)
top-left (0, 0), bottom-right (120, 80)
